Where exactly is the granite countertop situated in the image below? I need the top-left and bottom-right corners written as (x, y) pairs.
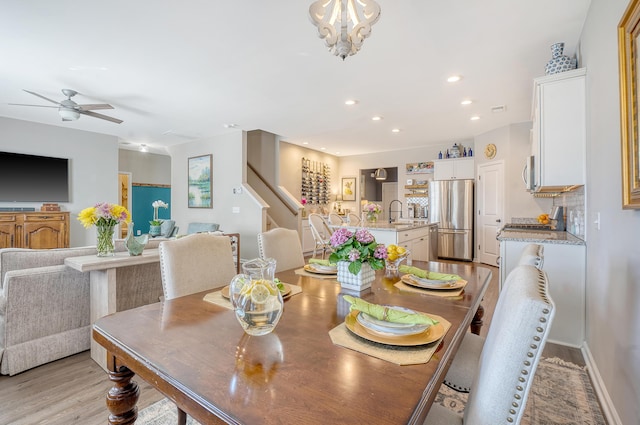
top-left (342, 220), bottom-right (438, 232)
top-left (497, 229), bottom-right (585, 245)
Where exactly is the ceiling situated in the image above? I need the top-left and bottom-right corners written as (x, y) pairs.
top-left (0, 1), bottom-right (591, 157)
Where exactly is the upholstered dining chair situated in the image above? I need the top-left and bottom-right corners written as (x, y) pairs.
top-left (425, 265), bottom-right (555, 425)
top-left (257, 227), bottom-right (306, 272)
top-left (158, 233), bottom-right (237, 300)
top-left (328, 212), bottom-right (344, 226)
top-left (347, 212), bottom-right (361, 226)
top-left (308, 213), bottom-right (334, 259)
top-left (444, 243), bottom-right (546, 393)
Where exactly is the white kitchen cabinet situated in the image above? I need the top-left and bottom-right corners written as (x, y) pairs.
top-left (394, 226), bottom-right (431, 262)
top-left (531, 68), bottom-right (586, 190)
top-left (433, 158), bottom-right (475, 180)
top-left (499, 239), bottom-right (585, 347)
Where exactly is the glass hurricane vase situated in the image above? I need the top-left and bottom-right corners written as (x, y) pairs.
top-left (96, 224), bottom-right (116, 257)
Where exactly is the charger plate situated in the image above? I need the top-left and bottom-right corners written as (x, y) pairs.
top-left (221, 283), bottom-right (292, 299)
top-left (345, 310), bottom-right (444, 346)
top-left (357, 306), bottom-right (430, 337)
top-left (304, 264), bottom-right (338, 275)
top-left (401, 274), bottom-right (465, 291)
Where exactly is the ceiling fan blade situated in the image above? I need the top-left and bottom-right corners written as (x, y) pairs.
top-left (78, 103), bottom-right (114, 111)
top-left (23, 89), bottom-right (62, 106)
top-left (79, 110), bottom-right (123, 124)
top-left (8, 103), bottom-right (58, 108)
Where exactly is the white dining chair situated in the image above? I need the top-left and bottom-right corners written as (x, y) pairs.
top-left (443, 243), bottom-right (546, 393)
top-left (425, 265), bottom-right (555, 424)
top-left (257, 227), bottom-right (305, 272)
top-left (158, 233), bottom-right (237, 300)
top-left (308, 213), bottom-right (334, 259)
top-left (328, 212), bottom-right (344, 226)
top-left (347, 212), bottom-right (361, 226)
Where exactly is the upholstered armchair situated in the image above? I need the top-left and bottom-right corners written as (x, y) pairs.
top-left (257, 228), bottom-right (305, 272)
top-left (426, 265), bottom-right (555, 425)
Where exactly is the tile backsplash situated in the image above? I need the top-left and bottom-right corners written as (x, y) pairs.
top-left (555, 186), bottom-right (585, 239)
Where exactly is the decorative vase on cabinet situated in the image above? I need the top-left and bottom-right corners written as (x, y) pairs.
top-left (545, 42), bottom-right (577, 75)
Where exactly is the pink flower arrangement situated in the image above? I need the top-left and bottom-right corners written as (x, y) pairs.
top-left (329, 227), bottom-right (387, 275)
top-left (301, 197), bottom-right (307, 205)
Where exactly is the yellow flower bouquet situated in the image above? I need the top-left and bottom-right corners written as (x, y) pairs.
top-left (78, 202), bottom-right (131, 256)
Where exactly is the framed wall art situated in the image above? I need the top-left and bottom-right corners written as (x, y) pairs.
top-left (188, 154), bottom-right (212, 208)
top-left (619, 0), bottom-right (640, 208)
top-left (342, 177), bottom-right (356, 201)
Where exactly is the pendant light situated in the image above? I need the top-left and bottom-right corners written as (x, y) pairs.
top-left (374, 168), bottom-right (387, 181)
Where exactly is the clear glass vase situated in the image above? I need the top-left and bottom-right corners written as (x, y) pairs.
top-left (96, 224), bottom-right (116, 257)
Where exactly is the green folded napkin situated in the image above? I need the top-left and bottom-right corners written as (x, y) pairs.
top-left (398, 265), bottom-right (461, 281)
top-left (309, 258), bottom-right (336, 266)
top-left (343, 295), bottom-right (439, 326)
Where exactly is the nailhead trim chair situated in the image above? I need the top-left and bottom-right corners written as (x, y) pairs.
top-left (444, 244), bottom-right (545, 393)
top-left (425, 265), bottom-right (555, 425)
top-left (257, 228), bottom-right (305, 272)
top-left (158, 233), bottom-right (237, 300)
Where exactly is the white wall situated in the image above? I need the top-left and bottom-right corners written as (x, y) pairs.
top-left (119, 149), bottom-right (171, 185)
top-left (580, 0), bottom-right (640, 423)
top-left (167, 131), bottom-right (264, 259)
top-left (0, 117), bottom-right (119, 247)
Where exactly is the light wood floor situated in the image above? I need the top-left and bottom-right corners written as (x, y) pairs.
top-left (0, 261), bottom-right (584, 425)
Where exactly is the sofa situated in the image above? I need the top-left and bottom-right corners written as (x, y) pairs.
top-left (0, 239), bottom-right (166, 376)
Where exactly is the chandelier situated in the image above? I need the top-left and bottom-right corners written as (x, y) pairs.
top-left (309, 0), bottom-right (381, 60)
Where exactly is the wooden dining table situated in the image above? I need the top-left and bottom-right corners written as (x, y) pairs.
top-left (93, 260), bottom-right (491, 425)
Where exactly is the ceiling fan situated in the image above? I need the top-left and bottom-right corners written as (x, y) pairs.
top-left (10, 89), bottom-right (123, 124)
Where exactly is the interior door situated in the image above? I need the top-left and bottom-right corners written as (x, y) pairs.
top-left (477, 161), bottom-right (504, 266)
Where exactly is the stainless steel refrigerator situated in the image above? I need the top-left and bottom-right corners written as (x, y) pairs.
top-left (428, 179), bottom-right (474, 261)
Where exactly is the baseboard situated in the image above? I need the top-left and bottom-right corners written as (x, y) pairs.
top-left (582, 342), bottom-right (623, 425)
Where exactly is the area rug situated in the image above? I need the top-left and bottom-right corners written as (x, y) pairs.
top-left (434, 357), bottom-right (606, 425)
top-left (138, 357), bottom-right (605, 425)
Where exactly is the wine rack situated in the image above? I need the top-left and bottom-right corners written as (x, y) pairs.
top-left (301, 158), bottom-right (331, 205)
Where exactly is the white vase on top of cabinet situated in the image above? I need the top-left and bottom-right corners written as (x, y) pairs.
top-left (530, 68), bottom-right (586, 191)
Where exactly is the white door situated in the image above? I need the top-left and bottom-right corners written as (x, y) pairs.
top-left (477, 161), bottom-right (504, 266)
top-left (381, 182), bottom-right (398, 222)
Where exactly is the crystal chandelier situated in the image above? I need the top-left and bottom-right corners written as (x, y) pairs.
top-left (309, 0), bottom-right (381, 60)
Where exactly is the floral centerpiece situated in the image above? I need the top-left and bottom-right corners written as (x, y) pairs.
top-left (300, 197), bottom-right (307, 217)
top-left (78, 202), bottom-right (131, 257)
top-left (329, 227), bottom-right (387, 290)
top-left (363, 202), bottom-right (382, 222)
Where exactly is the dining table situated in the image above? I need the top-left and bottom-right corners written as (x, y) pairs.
top-left (93, 260), bottom-right (491, 425)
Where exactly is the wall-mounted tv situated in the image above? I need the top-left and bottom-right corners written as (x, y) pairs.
top-left (0, 151), bottom-right (70, 202)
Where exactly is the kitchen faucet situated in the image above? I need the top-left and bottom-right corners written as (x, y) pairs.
top-left (389, 199), bottom-right (403, 223)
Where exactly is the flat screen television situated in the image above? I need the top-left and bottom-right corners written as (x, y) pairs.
top-left (0, 151), bottom-right (70, 202)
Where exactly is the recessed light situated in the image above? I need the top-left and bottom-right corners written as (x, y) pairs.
top-left (302, 142), bottom-right (309, 145)
top-left (461, 99), bottom-right (472, 105)
top-left (223, 123), bottom-right (238, 128)
top-left (470, 115), bottom-right (480, 121)
top-left (447, 75), bottom-right (462, 83)
top-left (320, 147), bottom-right (326, 150)
top-left (335, 151), bottom-right (341, 155)
top-left (371, 116), bottom-right (383, 121)
top-left (139, 144), bottom-right (148, 152)
top-left (391, 128), bottom-right (401, 133)
top-left (344, 99), bottom-right (358, 106)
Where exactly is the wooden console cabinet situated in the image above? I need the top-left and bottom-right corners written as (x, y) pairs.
top-left (0, 211), bottom-right (70, 249)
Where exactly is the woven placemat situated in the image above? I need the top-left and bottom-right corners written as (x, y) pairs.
top-left (203, 284), bottom-right (302, 310)
top-left (329, 313), bottom-right (451, 365)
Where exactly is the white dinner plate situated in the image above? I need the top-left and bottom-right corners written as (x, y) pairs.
top-left (356, 306), bottom-right (430, 337)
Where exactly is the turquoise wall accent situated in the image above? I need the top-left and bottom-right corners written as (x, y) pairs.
top-left (132, 185), bottom-right (171, 234)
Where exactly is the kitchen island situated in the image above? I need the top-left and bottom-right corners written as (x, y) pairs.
top-left (340, 220), bottom-right (438, 262)
top-left (497, 229), bottom-right (585, 347)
